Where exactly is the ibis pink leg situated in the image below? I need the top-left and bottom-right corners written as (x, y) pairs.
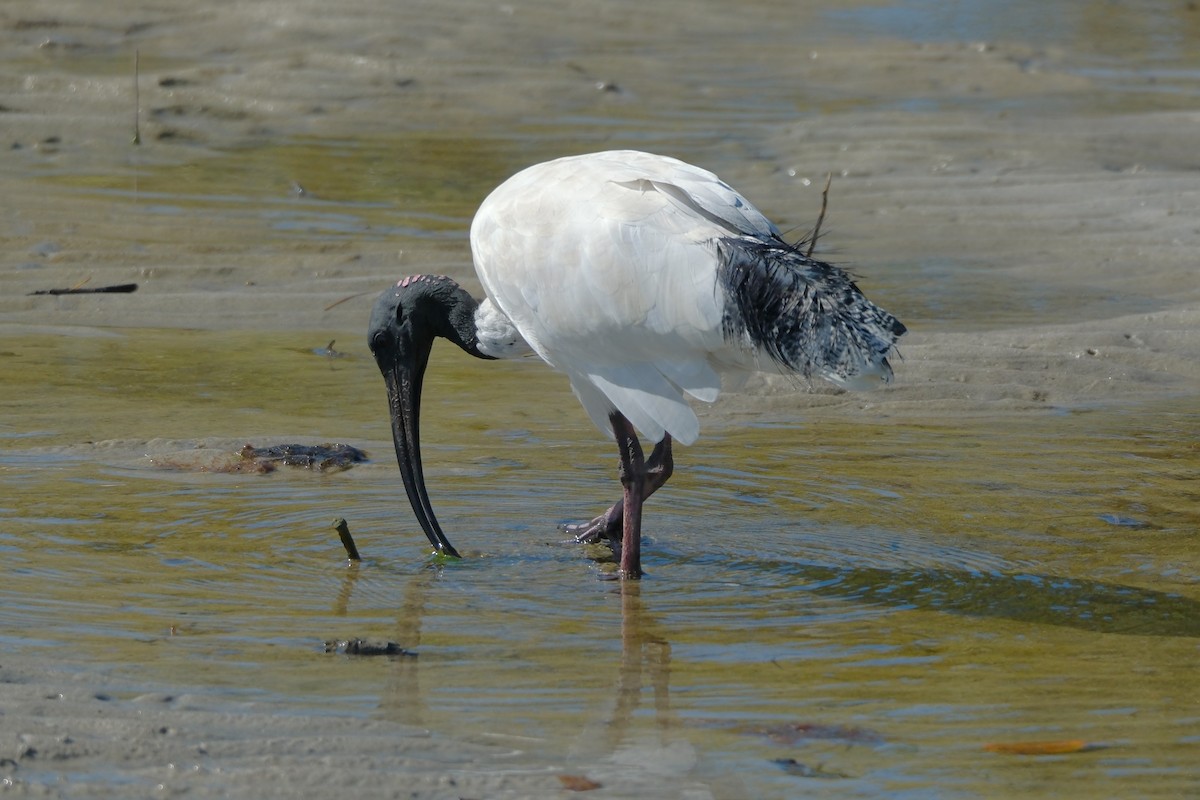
top-left (564, 434), bottom-right (673, 553)
top-left (611, 412), bottom-right (667, 578)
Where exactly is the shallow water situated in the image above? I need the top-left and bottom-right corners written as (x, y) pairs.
top-left (3, 0), bottom-right (1200, 796)
top-left (1, 329), bottom-right (1198, 797)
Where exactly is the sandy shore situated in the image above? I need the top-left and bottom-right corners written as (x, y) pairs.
top-left (4, 657), bottom-right (688, 799)
top-left (3, 0), bottom-right (1199, 797)
top-left (3, 1), bottom-right (1196, 411)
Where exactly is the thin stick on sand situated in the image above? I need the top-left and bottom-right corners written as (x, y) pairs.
top-left (132, 50), bottom-right (141, 146)
top-left (323, 290), bottom-right (372, 312)
top-left (805, 172), bottom-right (833, 258)
top-left (29, 283), bottom-right (138, 296)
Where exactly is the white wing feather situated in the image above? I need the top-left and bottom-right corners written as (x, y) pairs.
top-left (470, 151), bottom-right (776, 445)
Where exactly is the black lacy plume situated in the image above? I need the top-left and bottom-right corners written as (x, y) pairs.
top-left (716, 236), bottom-right (906, 382)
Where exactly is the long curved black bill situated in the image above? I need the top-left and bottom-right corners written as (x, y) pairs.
top-left (381, 361), bottom-right (462, 559)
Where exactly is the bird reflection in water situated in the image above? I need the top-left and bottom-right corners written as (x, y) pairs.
top-left (330, 567), bottom-right (675, 753)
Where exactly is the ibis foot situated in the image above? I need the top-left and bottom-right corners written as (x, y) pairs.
top-left (561, 505), bottom-right (622, 549)
top-left (561, 430), bottom-right (674, 577)
top-left (561, 432), bottom-right (674, 549)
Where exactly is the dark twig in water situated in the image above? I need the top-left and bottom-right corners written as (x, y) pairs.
top-left (806, 172), bottom-right (833, 258)
top-left (29, 283), bottom-right (138, 296)
top-left (314, 339), bottom-right (346, 358)
top-left (333, 517), bottom-right (361, 561)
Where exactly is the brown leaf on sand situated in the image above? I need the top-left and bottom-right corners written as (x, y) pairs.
top-left (557, 774), bottom-right (602, 791)
top-left (984, 739), bottom-right (1096, 755)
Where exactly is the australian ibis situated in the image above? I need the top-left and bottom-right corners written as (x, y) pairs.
top-left (368, 150), bottom-right (905, 578)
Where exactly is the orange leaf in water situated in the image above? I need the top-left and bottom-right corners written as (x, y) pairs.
top-left (984, 739), bottom-right (1093, 755)
top-left (557, 774), bottom-right (602, 791)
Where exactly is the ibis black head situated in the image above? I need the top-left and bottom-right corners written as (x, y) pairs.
top-left (368, 275), bottom-right (487, 559)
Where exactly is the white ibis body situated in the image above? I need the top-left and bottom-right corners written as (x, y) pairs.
top-left (369, 150), bottom-right (905, 578)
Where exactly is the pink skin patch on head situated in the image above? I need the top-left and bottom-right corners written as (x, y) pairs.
top-left (398, 275), bottom-right (455, 289)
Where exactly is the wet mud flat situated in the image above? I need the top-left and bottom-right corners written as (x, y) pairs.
top-left (2, 0), bottom-right (1200, 797)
